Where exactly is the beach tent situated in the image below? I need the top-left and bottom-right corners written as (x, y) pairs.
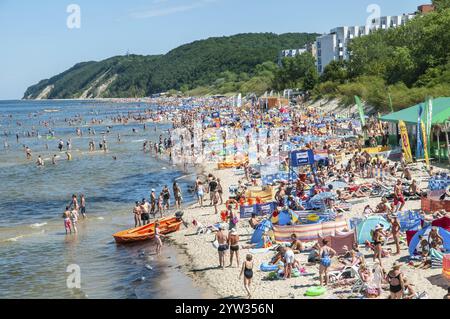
top-left (276, 209), bottom-right (299, 226)
top-left (356, 216), bottom-right (391, 244)
top-left (319, 231), bottom-right (356, 255)
top-left (408, 226), bottom-right (450, 256)
top-left (250, 219), bottom-right (273, 245)
top-left (432, 216), bottom-right (450, 232)
top-left (380, 97), bottom-right (450, 125)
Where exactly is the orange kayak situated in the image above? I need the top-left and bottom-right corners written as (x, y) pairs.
top-left (113, 216), bottom-right (183, 244)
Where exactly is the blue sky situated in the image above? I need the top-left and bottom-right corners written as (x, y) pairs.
top-left (0, 0), bottom-right (428, 99)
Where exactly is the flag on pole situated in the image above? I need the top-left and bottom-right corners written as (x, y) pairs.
top-left (399, 120), bottom-right (413, 163)
top-left (425, 97), bottom-right (433, 143)
top-left (421, 121), bottom-right (430, 169)
top-left (355, 96), bottom-right (366, 127)
top-left (416, 104), bottom-right (424, 160)
top-left (388, 93), bottom-right (394, 113)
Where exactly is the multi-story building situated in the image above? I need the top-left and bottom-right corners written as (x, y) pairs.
top-left (315, 5), bottom-right (425, 73)
top-left (278, 42), bottom-right (317, 66)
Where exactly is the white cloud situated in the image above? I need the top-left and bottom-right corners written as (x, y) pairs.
top-left (130, 0), bottom-right (217, 19)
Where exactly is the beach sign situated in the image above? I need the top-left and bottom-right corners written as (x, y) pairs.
top-left (290, 150), bottom-right (314, 167)
top-left (399, 120), bottom-right (413, 163)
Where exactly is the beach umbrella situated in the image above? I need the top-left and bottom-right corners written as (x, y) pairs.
top-left (329, 181), bottom-right (348, 190)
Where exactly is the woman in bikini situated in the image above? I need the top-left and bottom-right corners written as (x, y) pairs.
top-left (240, 254), bottom-right (254, 299)
top-left (372, 226), bottom-right (385, 265)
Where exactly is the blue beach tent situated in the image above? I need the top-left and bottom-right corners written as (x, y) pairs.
top-left (408, 226), bottom-right (450, 256)
top-left (356, 216), bottom-right (391, 244)
top-left (250, 219), bottom-right (273, 245)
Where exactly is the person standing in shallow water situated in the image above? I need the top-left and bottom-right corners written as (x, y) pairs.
top-left (62, 206), bottom-right (72, 235)
top-left (80, 194), bottom-right (87, 219)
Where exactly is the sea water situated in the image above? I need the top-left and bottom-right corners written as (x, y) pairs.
top-left (0, 100), bottom-right (207, 299)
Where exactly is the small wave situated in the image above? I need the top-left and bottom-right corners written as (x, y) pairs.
top-left (132, 139), bottom-right (146, 143)
top-left (96, 217), bottom-right (105, 220)
top-left (5, 235), bottom-right (24, 242)
top-left (30, 222), bottom-right (47, 228)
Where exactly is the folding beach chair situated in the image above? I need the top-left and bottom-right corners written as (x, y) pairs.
top-left (350, 267), bottom-right (367, 295)
top-left (329, 264), bottom-right (359, 283)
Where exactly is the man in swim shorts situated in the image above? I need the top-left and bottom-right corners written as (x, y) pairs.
top-left (140, 199), bottom-right (150, 225)
top-left (215, 226), bottom-right (229, 270)
top-left (393, 179), bottom-right (405, 212)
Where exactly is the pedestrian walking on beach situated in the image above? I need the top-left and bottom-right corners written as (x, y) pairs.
top-left (228, 228), bottom-right (240, 268)
top-left (154, 221), bottom-right (166, 256)
top-left (173, 182), bottom-right (183, 210)
top-left (240, 254), bottom-right (254, 299)
top-left (217, 178), bottom-right (224, 205)
top-left (388, 215), bottom-right (401, 255)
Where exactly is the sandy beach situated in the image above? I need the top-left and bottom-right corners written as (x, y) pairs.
top-left (169, 163), bottom-right (447, 299)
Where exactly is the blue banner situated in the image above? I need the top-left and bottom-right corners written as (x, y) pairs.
top-left (290, 150), bottom-right (314, 167)
top-left (239, 202), bottom-right (276, 219)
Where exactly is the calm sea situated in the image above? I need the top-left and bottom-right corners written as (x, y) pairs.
top-left (0, 100), bottom-right (207, 299)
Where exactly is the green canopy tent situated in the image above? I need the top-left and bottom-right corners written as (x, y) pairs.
top-left (379, 97), bottom-right (450, 125)
top-left (379, 97), bottom-right (450, 162)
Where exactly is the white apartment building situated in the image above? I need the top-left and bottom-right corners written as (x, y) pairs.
top-left (316, 13), bottom-right (416, 73)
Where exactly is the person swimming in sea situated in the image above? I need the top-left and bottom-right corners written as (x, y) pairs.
top-left (36, 155), bottom-right (44, 167)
